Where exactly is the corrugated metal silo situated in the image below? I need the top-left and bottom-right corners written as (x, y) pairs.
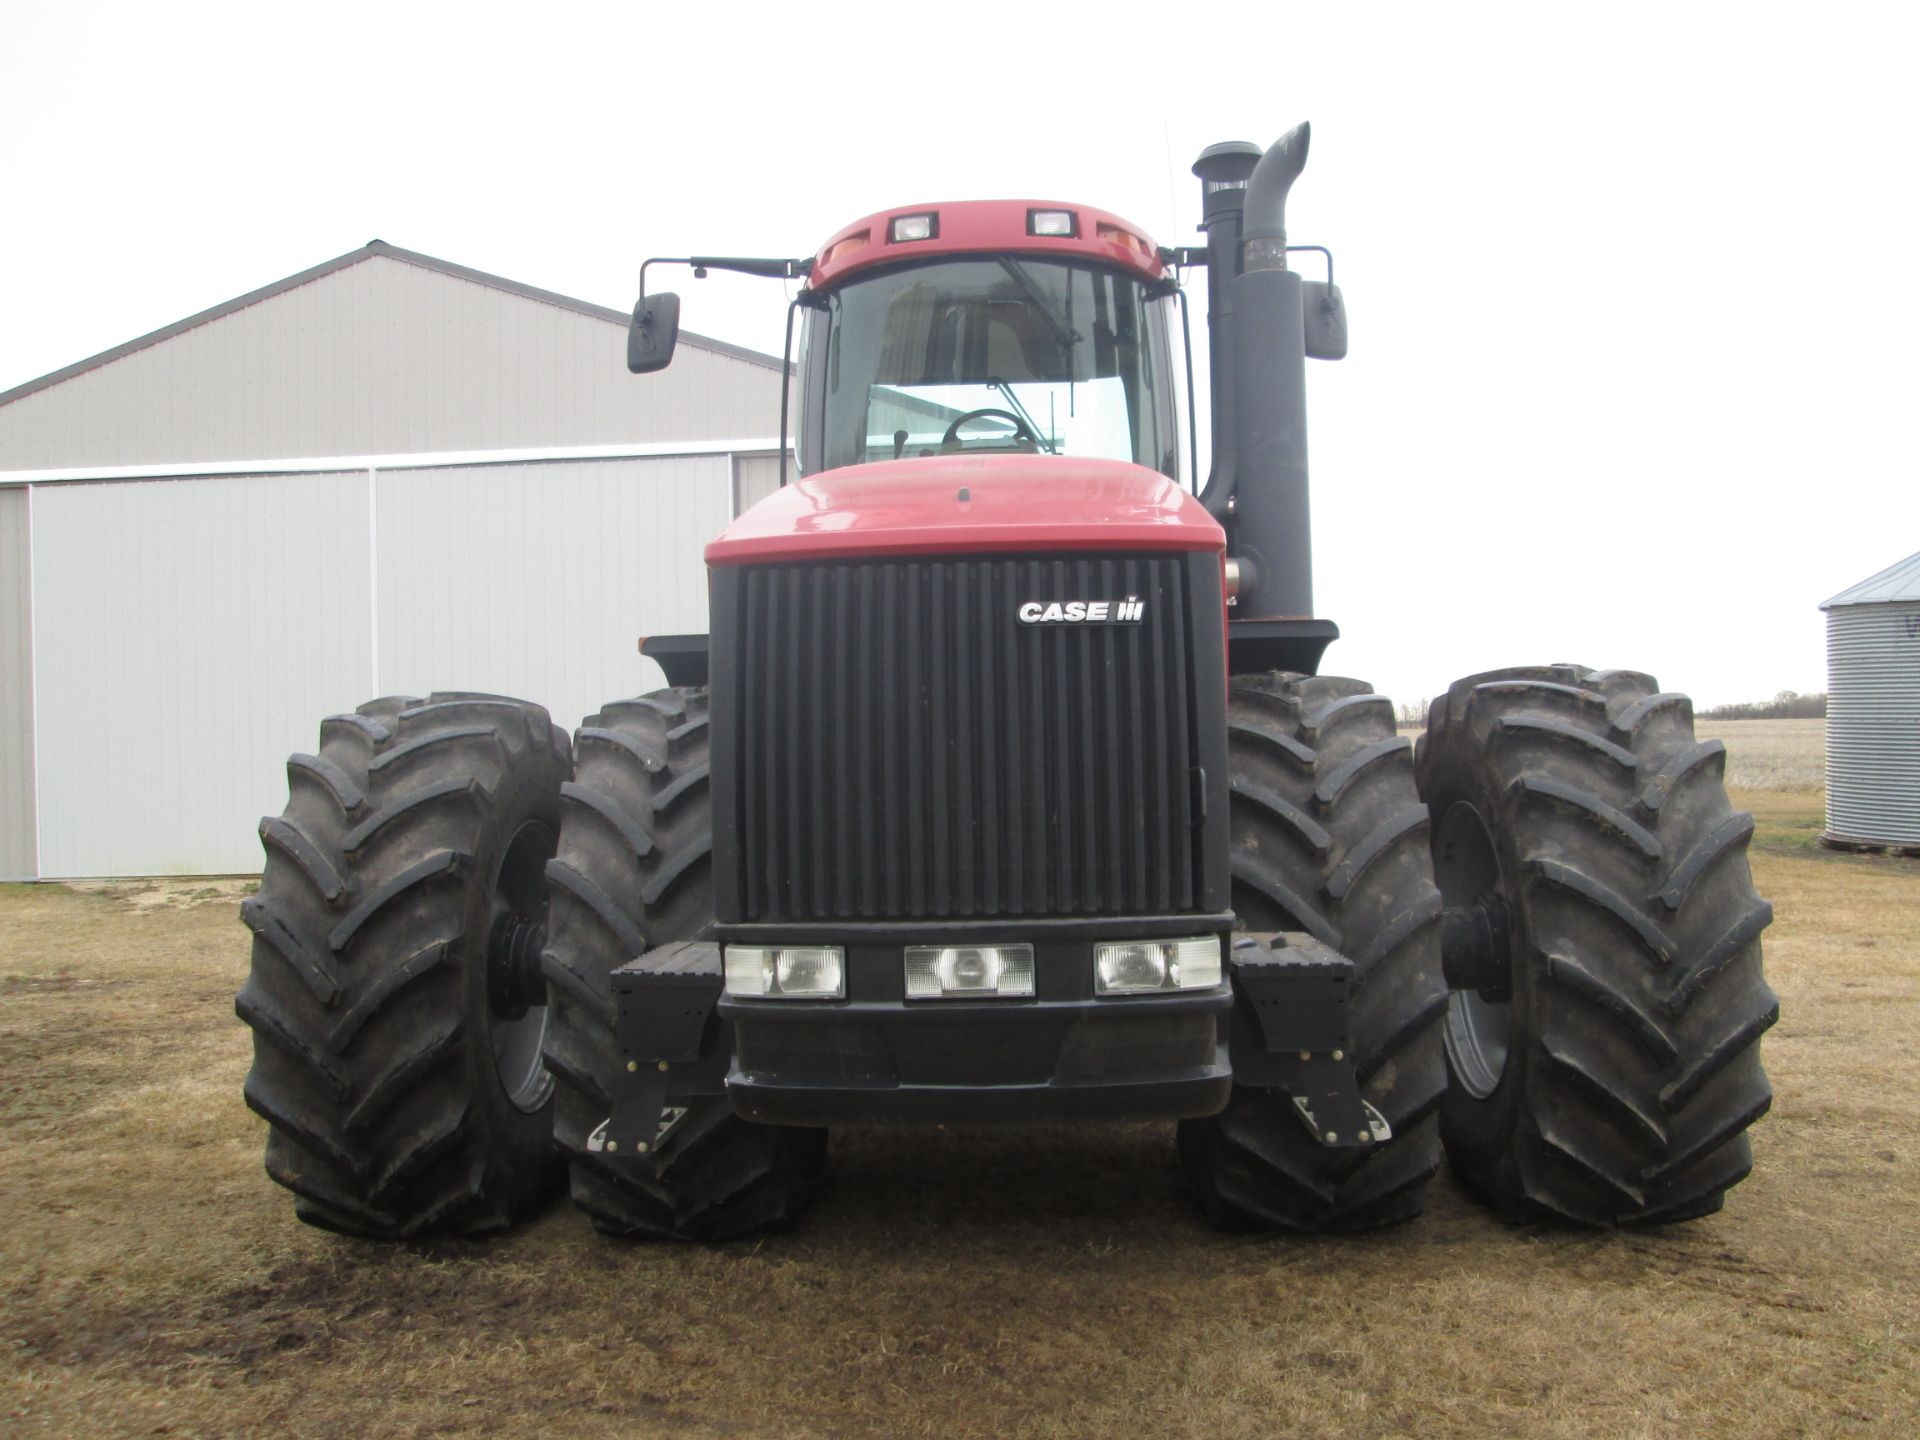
top-left (1820, 550), bottom-right (1920, 853)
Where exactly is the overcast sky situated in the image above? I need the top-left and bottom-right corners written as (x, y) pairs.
top-left (4, 1), bottom-right (1914, 710)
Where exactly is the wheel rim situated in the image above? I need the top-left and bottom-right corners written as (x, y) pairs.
top-left (1434, 801), bottom-right (1512, 1099)
top-left (487, 820), bottom-right (556, 1113)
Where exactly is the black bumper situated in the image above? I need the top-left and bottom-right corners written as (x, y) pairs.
top-left (723, 990), bottom-right (1233, 1125)
top-left (714, 915), bottom-right (1235, 1126)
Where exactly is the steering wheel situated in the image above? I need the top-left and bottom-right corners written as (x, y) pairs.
top-left (940, 407), bottom-right (1039, 453)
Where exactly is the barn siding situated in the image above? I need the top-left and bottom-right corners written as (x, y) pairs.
top-left (374, 455), bottom-right (729, 731)
top-left (16, 455), bottom-right (736, 875)
top-left (733, 453), bottom-right (785, 515)
top-left (0, 487), bottom-right (35, 878)
top-left (31, 472), bottom-right (373, 876)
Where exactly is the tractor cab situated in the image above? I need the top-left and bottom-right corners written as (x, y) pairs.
top-left (629, 201), bottom-right (1187, 485)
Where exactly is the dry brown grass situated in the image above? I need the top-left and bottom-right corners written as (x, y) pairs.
top-left (3, 804), bottom-right (1916, 1439)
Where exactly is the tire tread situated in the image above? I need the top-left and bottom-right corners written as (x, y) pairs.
top-left (237, 691), bottom-right (566, 1239)
top-left (543, 686), bottom-right (823, 1241)
top-left (1417, 663), bottom-right (1776, 1226)
top-left (1180, 673), bottom-right (1447, 1234)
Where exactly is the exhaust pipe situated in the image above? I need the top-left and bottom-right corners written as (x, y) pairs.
top-left (1195, 123), bottom-right (1316, 621)
top-left (1191, 139), bottom-right (1262, 525)
top-left (1241, 122), bottom-right (1310, 263)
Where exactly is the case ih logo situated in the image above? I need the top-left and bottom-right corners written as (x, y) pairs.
top-left (1017, 597), bottom-right (1146, 625)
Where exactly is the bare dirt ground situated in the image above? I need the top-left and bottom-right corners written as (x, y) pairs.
top-left (3, 786), bottom-right (1915, 1437)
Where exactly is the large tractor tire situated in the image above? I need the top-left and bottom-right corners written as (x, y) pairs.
top-left (237, 693), bottom-right (572, 1238)
top-left (1415, 665), bottom-right (1778, 1225)
top-left (541, 688), bottom-right (826, 1240)
top-left (1180, 674), bottom-right (1449, 1232)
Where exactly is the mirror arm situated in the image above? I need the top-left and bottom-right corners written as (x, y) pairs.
top-left (1164, 243), bottom-right (1332, 286)
top-left (639, 255), bottom-right (812, 297)
top-left (1286, 245), bottom-right (1334, 288)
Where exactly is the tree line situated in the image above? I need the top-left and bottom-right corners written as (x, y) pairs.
top-left (1698, 691), bottom-right (1828, 720)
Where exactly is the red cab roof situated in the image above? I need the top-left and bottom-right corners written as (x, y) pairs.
top-left (806, 200), bottom-right (1165, 291)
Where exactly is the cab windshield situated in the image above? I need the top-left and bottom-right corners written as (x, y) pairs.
top-left (804, 257), bottom-right (1179, 479)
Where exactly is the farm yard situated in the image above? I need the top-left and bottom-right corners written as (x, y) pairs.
top-left (3, 718), bottom-right (1916, 1438)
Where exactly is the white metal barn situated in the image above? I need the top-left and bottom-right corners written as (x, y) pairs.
top-left (0, 242), bottom-right (790, 879)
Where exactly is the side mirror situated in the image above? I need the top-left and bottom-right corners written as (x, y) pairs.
top-left (627, 292), bottom-right (682, 373)
top-left (1303, 281), bottom-right (1347, 361)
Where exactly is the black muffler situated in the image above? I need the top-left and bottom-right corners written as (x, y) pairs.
top-left (1196, 123), bottom-right (1318, 623)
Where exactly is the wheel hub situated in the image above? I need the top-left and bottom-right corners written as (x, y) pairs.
top-left (488, 912), bottom-right (549, 1021)
top-left (1441, 895), bottom-right (1512, 1003)
top-left (486, 819), bottom-right (557, 1114)
top-left (1433, 800), bottom-right (1515, 1100)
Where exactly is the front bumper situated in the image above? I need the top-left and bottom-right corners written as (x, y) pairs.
top-left (716, 915), bottom-right (1235, 1126)
top-left (724, 990), bottom-right (1232, 1125)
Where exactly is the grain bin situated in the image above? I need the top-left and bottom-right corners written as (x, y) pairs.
top-left (1820, 550), bottom-right (1920, 853)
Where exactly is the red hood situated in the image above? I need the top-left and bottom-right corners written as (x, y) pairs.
top-left (705, 457), bottom-right (1224, 565)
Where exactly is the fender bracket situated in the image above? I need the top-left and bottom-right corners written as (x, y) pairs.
top-left (1227, 931), bottom-right (1390, 1148)
top-left (589, 940), bottom-right (728, 1157)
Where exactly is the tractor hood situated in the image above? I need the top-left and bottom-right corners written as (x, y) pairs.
top-left (705, 457), bottom-right (1225, 566)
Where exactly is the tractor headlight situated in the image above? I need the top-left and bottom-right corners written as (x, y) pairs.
top-left (724, 945), bottom-right (845, 999)
top-left (905, 944), bottom-right (1035, 999)
top-left (889, 212), bottom-right (937, 243)
top-left (1093, 936), bottom-right (1223, 995)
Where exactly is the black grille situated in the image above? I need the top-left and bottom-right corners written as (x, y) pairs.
top-left (721, 554), bottom-right (1206, 921)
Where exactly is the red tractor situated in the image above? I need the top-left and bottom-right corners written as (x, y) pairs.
top-left (240, 125), bottom-right (1777, 1240)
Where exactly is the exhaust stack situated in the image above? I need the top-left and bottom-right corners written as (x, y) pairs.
top-left (1195, 122), bottom-right (1317, 622)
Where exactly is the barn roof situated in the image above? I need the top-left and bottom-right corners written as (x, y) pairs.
top-left (1821, 550), bottom-right (1920, 609)
top-left (0, 240), bottom-right (782, 409)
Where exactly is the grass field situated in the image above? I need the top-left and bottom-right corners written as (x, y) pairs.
top-left (1399, 717), bottom-right (1827, 796)
top-left (3, 749), bottom-right (1914, 1435)
top-left (1694, 719), bottom-right (1826, 793)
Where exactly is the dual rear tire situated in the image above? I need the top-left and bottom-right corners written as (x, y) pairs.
top-left (1186, 666), bottom-right (1777, 1231)
top-left (238, 687), bottom-right (821, 1241)
top-left (1417, 666), bottom-right (1778, 1223)
top-left (236, 694), bottom-right (570, 1238)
